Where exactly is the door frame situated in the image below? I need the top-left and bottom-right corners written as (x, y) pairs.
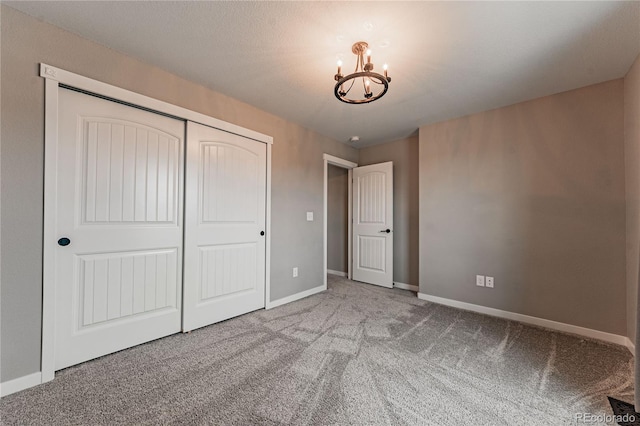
top-left (40, 64), bottom-right (272, 384)
top-left (323, 154), bottom-right (358, 289)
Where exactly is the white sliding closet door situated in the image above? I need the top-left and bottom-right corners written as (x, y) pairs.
top-left (54, 88), bottom-right (185, 370)
top-left (183, 122), bottom-right (266, 332)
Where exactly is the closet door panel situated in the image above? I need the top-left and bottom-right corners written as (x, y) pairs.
top-left (183, 121), bottom-right (266, 331)
top-left (54, 88), bottom-right (184, 370)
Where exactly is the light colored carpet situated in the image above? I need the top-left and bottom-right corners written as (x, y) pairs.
top-left (0, 275), bottom-right (633, 425)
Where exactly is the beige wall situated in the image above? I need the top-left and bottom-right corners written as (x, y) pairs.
top-left (327, 165), bottom-right (348, 273)
top-left (419, 79), bottom-right (627, 334)
top-left (359, 136), bottom-right (419, 286)
top-left (0, 6), bottom-right (357, 382)
top-left (625, 54), bottom-right (640, 344)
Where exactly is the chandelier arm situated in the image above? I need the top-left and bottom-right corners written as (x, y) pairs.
top-left (344, 78), bottom-right (356, 95)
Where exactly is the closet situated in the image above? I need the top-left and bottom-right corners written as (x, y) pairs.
top-left (45, 72), bottom-right (270, 373)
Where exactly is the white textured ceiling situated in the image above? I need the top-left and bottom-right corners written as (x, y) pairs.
top-left (7, 1), bottom-right (640, 146)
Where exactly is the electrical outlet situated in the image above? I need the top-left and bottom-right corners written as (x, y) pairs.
top-left (306, 212), bottom-right (314, 221)
top-left (293, 267), bottom-right (299, 278)
top-left (486, 276), bottom-right (494, 288)
top-left (476, 275), bottom-right (485, 287)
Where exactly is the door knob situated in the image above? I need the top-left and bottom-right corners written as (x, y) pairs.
top-left (260, 231), bottom-right (265, 236)
top-left (379, 229), bottom-right (391, 234)
top-left (58, 237), bottom-right (71, 246)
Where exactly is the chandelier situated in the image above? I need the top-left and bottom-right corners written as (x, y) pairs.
top-left (334, 41), bottom-right (391, 104)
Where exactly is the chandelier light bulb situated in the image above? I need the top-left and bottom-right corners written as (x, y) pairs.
top-left (366, 49), bottom-right (372, 64)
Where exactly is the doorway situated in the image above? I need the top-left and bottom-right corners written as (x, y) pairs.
top-left (322, 154), bottom-right (357, 289)
top-left (327, 164), bottom-right (350, 277)
top-left (323, 154), bottom-right (395, 289)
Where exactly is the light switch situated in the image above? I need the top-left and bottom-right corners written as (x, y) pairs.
top-left (307, 212), bottom-right (313, 221)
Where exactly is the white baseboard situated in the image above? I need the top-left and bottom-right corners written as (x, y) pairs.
top-left (625, 337), bottom-right (635, 354)
top-left (418, 293), bottom-right (630, 348)
top-left (0, 372), bottom-right (42, 397)
top-left (327, 269), bottom-right (347, 277)
top-left (266, 284), bottom-right (326, 309)
top-left (394, 282), bottom-right (419, 292)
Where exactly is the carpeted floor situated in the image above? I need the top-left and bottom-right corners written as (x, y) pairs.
top-left (0, 275), bottom-right (634, 425)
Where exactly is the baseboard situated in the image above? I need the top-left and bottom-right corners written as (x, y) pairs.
top-left (418, 293), bottom-right (630, 348)
top-left (266, 284), bottom-right (326, 309)
top-left (394, 282), bottom-right (419, 292)
top-left (327, 269), bottom-right (347, 277)
top-left (0, 372), bottom-right (42, 397)
top-left (625, 337), bottom-right (635, 355)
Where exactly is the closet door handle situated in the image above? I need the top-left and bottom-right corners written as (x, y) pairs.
top-left (379, 229), bottom-right (391, 234)
top-left (260, 231), bottom-right (265, 236)
top-left (58, 237), bottom-right (71, 246)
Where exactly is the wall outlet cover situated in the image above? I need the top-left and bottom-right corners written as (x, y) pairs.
top-left (293, 267), bottom-right (299, 278)
top-left (306, 212), bottom-right (313, 221)
top-left (476, 275), bottom-right (485, 287)
top-left (486, 276), bottom-right (494, 288)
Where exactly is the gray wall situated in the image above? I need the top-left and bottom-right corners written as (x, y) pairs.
top-left (0, 6), bottom-right (357, 382)
top-left (419, 79), bottom-right (627, 335)
top-left (327, 165), bottom-right (348, 273)
top-left (359, 136), bottom-right (419, 286)
top-left (1, 3), bottom-right (635, 386)
top-left (625, 54), bottom-right (640, 343)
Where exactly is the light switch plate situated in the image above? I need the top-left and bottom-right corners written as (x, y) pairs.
top-left (306, 212), bottom-right (313, 221)
top-left (476, 275), bottom-right (485, 287)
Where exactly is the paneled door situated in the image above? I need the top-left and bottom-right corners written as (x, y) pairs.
top-left (352, 162), bottom-right (394, 288)
top-left (54, 89), bottom-right (185, 370)
top-left (183, 122), bottom-right (266, 331)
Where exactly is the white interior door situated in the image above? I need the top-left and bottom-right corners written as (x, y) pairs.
top-left (54, 88), bottom-right (185, 370)
top-left (183, 122), bottom-right (266, 331)
top-left (352, 162), bottom-right (393, 288)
